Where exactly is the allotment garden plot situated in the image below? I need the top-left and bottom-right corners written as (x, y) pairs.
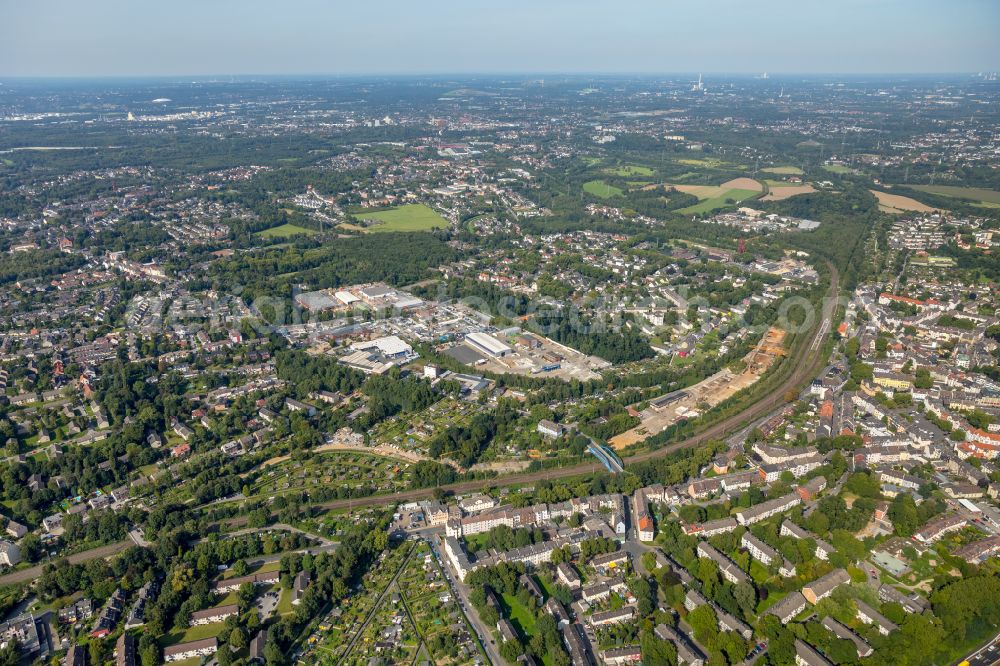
top-left (248, 451), bottom-right (412, 500)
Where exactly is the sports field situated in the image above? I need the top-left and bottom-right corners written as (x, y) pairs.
top-left (908, 185), bottom-right (1000, 206)
top-left (356, 204), bottom-right (448, 232)
top-left (583, 179), bottom-right (624, 198)
top-left (257, 223), bottom-right (318, 238)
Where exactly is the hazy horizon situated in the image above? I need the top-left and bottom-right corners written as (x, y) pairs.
top-left (2, 0), bottom-right (998, 78)
top-left (0, 72), bottom-right (994, 82)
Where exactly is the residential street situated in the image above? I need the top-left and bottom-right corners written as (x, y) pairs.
top-left (429, 535), bottom-right (501, 666)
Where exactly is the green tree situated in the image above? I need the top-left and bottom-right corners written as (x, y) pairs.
top-left (500, 640), bottom-right (522, 664)
top-left (733, 581), bottom-right (757, 617)
top-left (889, 494), bottom-right (920, 536)
top-left (640, 630), bottom-right (677, 666)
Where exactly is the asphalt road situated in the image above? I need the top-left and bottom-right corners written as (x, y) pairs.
top-left (0, 540), bottom-right (131, 586)
top-left (430, 536), bottom-right (505, 666)
top-left (963, 631), bottom-right (1000, 666)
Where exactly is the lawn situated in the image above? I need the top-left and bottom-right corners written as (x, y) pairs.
top-left (604, 165), bottom-right (654, 177)
top-left (748, 559), bottom-right (773, 585)
top-left (501, 592), bottom-right (556, 666)
top-left (756, 589), bottom-right (789, 614)
top-left (215, 590), bottom-right (239, 605)
top-left (535, 573), bottom-right (562, 601)
top-left (678, 188), bottom-right (761, 214)
top-left (462, 532), bottom-right (492, 553)
top-left (822, 164), bottom-right (855, 174)
top-left (220, 559), bottom-right (282, 579)
top-left (762, 166), bottom-right (804, 175)
top-left (583, 179), bottom-right (624, 198)
top-left (160, 621), bottom-right (226, 646)
top-left (253, 560), bottom-right (282, 575)
top-left (500, 593), bottom-right (537, 638)
top-left (276, 585), bottom-right (294, 615)
top-left (355, 203), bottom-right (447, 232)
top-left (908, 184), bottom-right (1000, 205)
top-left (257, 223), bottom-right (318, 238)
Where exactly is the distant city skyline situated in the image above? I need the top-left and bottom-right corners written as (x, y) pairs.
top-left (1, 0), bottom-right (999, 78)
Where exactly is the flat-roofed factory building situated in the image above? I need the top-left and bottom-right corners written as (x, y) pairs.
top-left (465, 332), bottom-right (512, 358)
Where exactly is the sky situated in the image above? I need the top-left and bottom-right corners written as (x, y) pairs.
top-left (1, 0), bottom-right (998, 77)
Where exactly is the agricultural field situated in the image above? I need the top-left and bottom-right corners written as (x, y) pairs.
top-left (674, 177), bottom-right (764, 214)
top-left (603, 164), bottom-right (654, 177)
top-left (870, 189), bottom-right (941, 214)
top-left (583, 179), bottom-right (624, 198)
top-left (256, 223), bottom-right (318, 238)
top-left (908, 184), bottom-right (1000, 207)
top-left (762, 181), bottom-right (817, 201)
top-left (355, 203), bottom-right (448, 232)
top-left (761, 166), bottom-right (804, 175)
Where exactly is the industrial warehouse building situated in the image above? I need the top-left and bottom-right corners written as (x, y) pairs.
top-left (465, 332), bottom-right (512, 357)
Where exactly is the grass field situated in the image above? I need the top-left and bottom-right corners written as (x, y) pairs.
top-left (583, 179), bottom-right (624, 198)
top-left (604, 165), bottom-right (654, 177)
top-left (677, 157), bottom-right (741, 169)
top-left (762, 166), bottom-right (804, 175)
top-left (822, 164), bottom-right (855, 174)
top-left (501, 593), bottom-right (536, 637)
top-left (257, 223), bottom-right (318, 238)
top-left (219, 559), bottom-right (281, 580)
top-left (276, 586), bottom-right (294, 615)
top-left (160, 621), bottom-right (226, 646)
top-left (355, 204), bottom-right (447, 232)
top-left (756, 589), bottom-right (790, 614)
top-left (678, 188), bottom-right (760, 214)
top-left (908, 185), bottom-right (1000, 205)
